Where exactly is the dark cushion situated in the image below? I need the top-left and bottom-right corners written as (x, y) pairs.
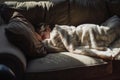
top-left (47, 0), bottom-right (69, 25)
top-left (1, 1), bottom-right (53, 25)
top-left (107, 0), bottom-right (120, 17)
top-left (102, 15), bottom-right (120, 28)
top-left (69, 0), bottom-right (108, 26)
top-left (5, 12), bottom-right (47, 59)
top-left (26, 52), bottom-right (112, 80)
top-left (101, 15), bottom-right (120, 37)
top-left (0, 15), bottom-right (5, 25)
top-left (101, 15), bottom-right (120, 59)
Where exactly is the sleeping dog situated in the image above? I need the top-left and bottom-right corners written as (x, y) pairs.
top-left (35, 22), bottom-right (119, 60)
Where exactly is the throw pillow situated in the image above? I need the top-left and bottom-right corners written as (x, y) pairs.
top-left (5, 12), bottom-right (47, 59)
top-left (101, 15), bottom-right (120, 28)
top-left (101, 15), bottom-right (120, 37)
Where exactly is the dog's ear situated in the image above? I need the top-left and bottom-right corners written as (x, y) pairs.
top-left (37, 23), bottom-right (45, 27)
top-left (49, 24), bottom-right (55, 30)
top-left (35, 23), bottom-right (45, 32)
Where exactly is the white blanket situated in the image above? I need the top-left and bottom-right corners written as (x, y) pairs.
top-left (43, 24), bottom-right (120, 60)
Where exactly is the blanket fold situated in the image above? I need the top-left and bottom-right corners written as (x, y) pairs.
top-left (44, 24), bottom-right (120, 60)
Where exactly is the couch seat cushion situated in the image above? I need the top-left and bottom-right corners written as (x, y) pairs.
top-left (26, 52), bottom-right (112, 80)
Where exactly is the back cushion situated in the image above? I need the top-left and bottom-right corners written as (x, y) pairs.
top-left (1, 0), bottom-right (110, 26)
top-left (2, 1), bottom-right (53, 25)
top-left (69, 0), bottom-right (109, 26)
top-left (107, 0), bottom-right (120, 17)
top-left (102, 15), bottom-right (120, 28)
top-left (101, 15), bottom-right (120, 35)
top-left (46, 0), bottom-right (70, 25)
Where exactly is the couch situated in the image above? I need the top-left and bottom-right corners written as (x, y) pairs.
top-left (0, 0), bottom-right (120, 80)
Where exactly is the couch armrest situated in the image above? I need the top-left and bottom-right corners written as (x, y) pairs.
top-left (0, 26), bottom-right (27, 79)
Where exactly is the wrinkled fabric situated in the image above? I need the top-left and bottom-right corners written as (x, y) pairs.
top-left (43, 24), bottom-right (120, 60)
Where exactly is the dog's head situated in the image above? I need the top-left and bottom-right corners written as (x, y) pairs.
top-left (35, 23), bottom-right (53, 40)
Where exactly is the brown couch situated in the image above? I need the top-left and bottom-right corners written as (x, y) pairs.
top-left (0, 0), bottom-right (120, 80)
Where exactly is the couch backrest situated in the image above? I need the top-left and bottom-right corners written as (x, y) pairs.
top-left (107, 0), bottom-right (120, 17)
top-left (69, 0), bottom-right (109, 25)
top-left (1, 0), bottom-right (53, 25)
top-left (0, 0), bottom-right (119, 26)
top-left (46, 0), bottom-right (70, 25)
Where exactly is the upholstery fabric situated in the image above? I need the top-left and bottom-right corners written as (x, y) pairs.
top-left (0, 15), bottom-right (5, 25)
top-left (69, 0), bottom-right (108, 26)
top-left (101, 15), bottom-right (120, 59)
top-left (47, 0), bottom-right (70, 25)
top-left (2, 1), bottom-right (53, 25)
top-left (26, 52), bottom-right (112, 80)
top-left (102, 14), bottom-right (120, 74)
top-left (5, 12), bottom-right (47, 59)
top-left (102, 15), bottom-right (120, 28)
top-left (27, 52), bottom-right (108, 72)
top-left (0, 26), bottom-right (26, 78)
top-left (107, 0), bottom-right (120, 17)
top-left (1, 0), bottom-right (110, 26)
